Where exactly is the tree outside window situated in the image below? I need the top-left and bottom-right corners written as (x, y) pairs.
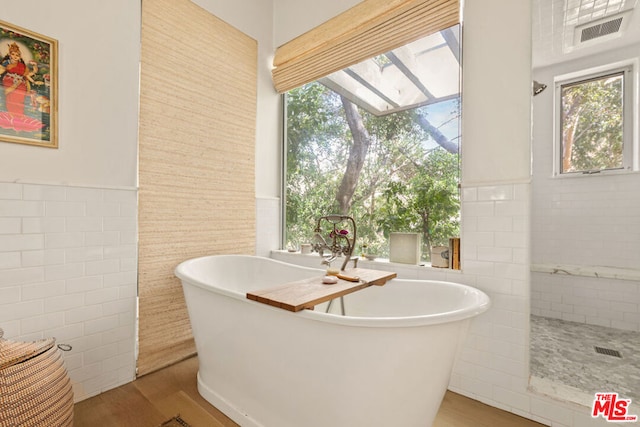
top-left (283, 26), bottom-right (462, 262)
top-left (559, 70), bottom-right (628, 174)
top-left (284, 83), bottom-right (460, 261)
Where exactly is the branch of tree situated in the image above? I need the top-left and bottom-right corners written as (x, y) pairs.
top-left (416, 113), bottom-right (459, 154)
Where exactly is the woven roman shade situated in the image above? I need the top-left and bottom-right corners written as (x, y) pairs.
top-left (138, 0), bottom-right (257, 376)
top-left (272, 0), bottom-right (459, 93)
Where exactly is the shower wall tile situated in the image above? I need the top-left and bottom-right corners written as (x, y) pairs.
top-left (23, 185), bottom-right (67, 201)
top-left (0, 182), bottom-right (137, 403)
top-left (530, 397), bottom-right (574, 426)
top-left (532, 132), bottom-right (640, 330)
top-left (0, 252), bottom-right (21, 269)
top-left (532, 173), bottom-right (640, 270)
top-left (477, 185), bottom-right (514, 201)
top-left (0, 200), bottom-right (45, 217)
top-left (0, 183), bottom-right (22, 199)
top-left (531, 271), bottom-right (640, 332)
top-left (0, 218), bottom-right (21, 234)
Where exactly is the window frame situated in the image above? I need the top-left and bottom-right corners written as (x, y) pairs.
top-left (552, 60), bottom-right (638, 177)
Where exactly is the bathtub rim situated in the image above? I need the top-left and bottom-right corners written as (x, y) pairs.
top-left (176, 254), bottom-right (491, 328)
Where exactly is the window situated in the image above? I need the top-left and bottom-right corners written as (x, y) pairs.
top-left (555, 63), bottom-right (635, 175)
top-left (284, 27), bottom-right (461, 262)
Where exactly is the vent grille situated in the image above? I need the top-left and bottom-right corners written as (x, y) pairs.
top-left (594, 346), bottom-right (622, 358)
top-left (581, 17), bottom-right (624, 42)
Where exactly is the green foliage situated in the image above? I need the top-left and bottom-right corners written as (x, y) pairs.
top-left (561, 73), bottom-right (624, 172)
top-left (285, 84), bottom-right (346, 245)
top-left (377, 148), bottom-right (459, 257)
top-left (285, 82), bottom-right (460, 261)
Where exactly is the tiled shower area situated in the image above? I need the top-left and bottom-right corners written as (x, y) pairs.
top-left (531, 46), bottom-right (640, 413)
top-left (529, 268), bottom-right (640, 407)
top-left (530, 314), bottom-right (640, 406)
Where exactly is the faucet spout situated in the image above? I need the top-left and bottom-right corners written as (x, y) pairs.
top-left (321, 254), bottom-right (337, 266)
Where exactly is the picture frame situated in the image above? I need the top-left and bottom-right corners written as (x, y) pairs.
top-left (0, 20), bottom-right (58, 148)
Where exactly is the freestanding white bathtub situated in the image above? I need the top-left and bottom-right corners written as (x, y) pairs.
top-left (175, 255), bottom-right (490, 427)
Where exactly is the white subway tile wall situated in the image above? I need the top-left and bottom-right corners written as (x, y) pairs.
top-left (451, 183), bottom-right (614, 427)
top-left (0, 182), bottom-right (137, 402)
top-left (532, 171), bottom-right (640, 330)
top-left (532, 174), bottom-right (640, 269)
top-left (531, 271), bottom-right (640, 331)
top-left (443, 183), bottom-right (536, 420)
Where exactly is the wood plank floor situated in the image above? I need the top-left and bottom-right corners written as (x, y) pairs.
top-left (74, 356), bottom-right (545, 427)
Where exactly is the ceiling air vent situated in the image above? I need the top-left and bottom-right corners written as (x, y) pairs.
top-left (573, 11), bottom-right (632, 46)
top-left (580, 17), bottom-right (623, 42)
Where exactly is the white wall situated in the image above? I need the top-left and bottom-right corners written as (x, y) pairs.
top-left (531, 42), bottom-right (640, 330)
top-left (460, 1), bottom-right (532, 185)
top-left (0, 0), bottom-right (139, 189)
top-left (273, 0), bottom-right (360, 48)
top-left (0, 0), bottom-right (140, 402)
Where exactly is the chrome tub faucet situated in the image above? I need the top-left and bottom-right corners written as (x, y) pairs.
top-left (311, 214), bottom-right (357, 271)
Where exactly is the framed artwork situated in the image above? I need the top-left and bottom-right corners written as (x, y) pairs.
top-left (0, 20), bottom-right (57, 148)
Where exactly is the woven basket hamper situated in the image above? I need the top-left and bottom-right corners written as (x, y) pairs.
top-left (0, 328), bottom-right (73, 427)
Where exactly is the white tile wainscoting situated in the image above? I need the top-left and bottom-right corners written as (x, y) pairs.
top-left (0, 182), bottom-right (138, 402)
top-left (0, 179), bottom-right (624, 424)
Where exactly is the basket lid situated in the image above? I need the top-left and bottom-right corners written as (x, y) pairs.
top-left (0, 329), bottom-right (55, 370)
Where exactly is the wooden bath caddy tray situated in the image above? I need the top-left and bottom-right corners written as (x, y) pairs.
top-left (246, 268), bottom-right (397, 312)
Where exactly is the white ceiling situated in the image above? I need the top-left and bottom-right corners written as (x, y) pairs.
top-left (532, 0), bottom-right (640, 68)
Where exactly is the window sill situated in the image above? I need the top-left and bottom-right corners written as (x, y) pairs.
top-left (552, 168), bottom-right (638, 179)
top-left (269, 250), bottom-right (461, 280)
